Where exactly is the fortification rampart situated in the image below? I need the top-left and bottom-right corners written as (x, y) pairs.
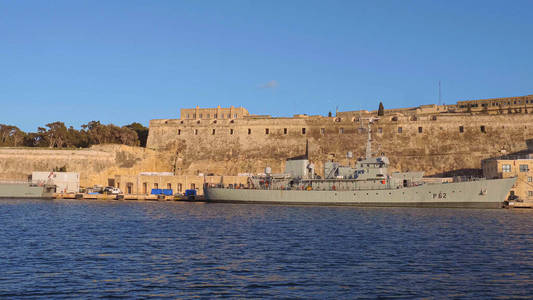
top-left (0, 145), bottom-right (174, 187)
top-left (3, 95), bottom-right (532, 188)
top-left (147, 113), bottom-right (533, 177)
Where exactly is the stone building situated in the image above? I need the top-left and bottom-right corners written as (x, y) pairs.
top-left (455, 94), bottom-right (533, 114)
top-left (147, 96), bottom-right (533, 180)
top-left (482, 140), bottom-right (533, 206)
top-left (114, 173), bottom-right (248, 195)
top-left (180, 105), bottom-right (249, 120)
top-left (482, 157), bottom-right (533, 206)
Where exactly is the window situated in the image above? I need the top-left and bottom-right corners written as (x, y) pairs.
top-left (234, 114), bottom-right (237, 118)
top-left (528, 177), bottom-right (532, 182)
top-left (502, 164), bottom-right (511, 172)
top-left (143, 182), bottom-right (147, 194)
top-left (190, 183), bottom-right (195, 190)
top-left (177, 183), bottom-right (182, 193)
top-left (167, 183), bottom-right (172, 190)
top-left (302, 128), bottom-right (306, 134)
top-left (520, 164), bottom-right (529, 172)
top-left (265, 128), bottom-right (269, 135)
top-left (320, 128), bottom-right (325, 135)
top-left (418, 127), bottom-right (423, 133)
top-left (248, 128), bottom-right (251, 135)
top-left (214, 114), bottom-right (217, 118)
top-left (206, 114), bottom-right (210, 118)
top-left (398, 127), bottom-right (402, 133)
top-left (212, 129), bottom-right (216, 135)
top-left (283, 128), bottom-right (288, 135)
top-left (199, 114), bottom-right (203, 118)
top-left (480, 126), bottom-right (486, 133)
top-left (378, 127), bottom-right (382, 133)
top-left (339, 128), bottom-right (344, 134)
top-left (459, 126), bottom-right (464, 133)
top-left (431, 116), bottom-right (437, 121)
top-left (193, 113), bottom-right (196, 118)
top-left (230, 129), bottom-right (234, 135)
top-left (529, 191), bottom-right (533, 197)
top-left (186, 113), bottom-right (190, 119)
top-left (194, 129), bottom-right (198, 135)
top-left (178, 129), bottom-right (181, 135)
top-left (154, 183), bottom-right (159, 189)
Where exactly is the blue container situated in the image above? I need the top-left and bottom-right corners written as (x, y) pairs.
top-left (185, 189), bottom-right (197, 196)
top-left (151, 189), bottom-right (163, 195)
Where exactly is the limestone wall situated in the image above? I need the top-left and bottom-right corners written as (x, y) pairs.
top-left (0, 145), bottom-right (174, 187)
top-left (2, 111), bottom-right (531, 189)
top-left (147, 113), bottom-right (533, 177)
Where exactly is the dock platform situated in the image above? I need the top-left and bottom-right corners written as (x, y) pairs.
top-left (53, 193), bottom-right (205, 202)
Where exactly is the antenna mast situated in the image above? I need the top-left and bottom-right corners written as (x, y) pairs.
top-left (438, 80), bottom-right (442, 106)
top-left (365, 117), bottom-right (377, 159)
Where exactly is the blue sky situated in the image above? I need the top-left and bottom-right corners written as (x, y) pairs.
top-left (1, 1), bottom-right (532, 131)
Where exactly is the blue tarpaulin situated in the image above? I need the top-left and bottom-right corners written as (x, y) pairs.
top-left (151, 189), bottom-right (173, 195)
top-left (185, 189), bottom-right (197, 196)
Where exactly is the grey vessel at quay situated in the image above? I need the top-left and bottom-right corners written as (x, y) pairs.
top-left (0, 182), bottom-right (55, 199)
top-left (204, 118), bottom-right (516, 208)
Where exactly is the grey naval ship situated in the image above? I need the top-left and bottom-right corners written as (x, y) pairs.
top-left (0, 181), bottom-right (55, 199)
top-left (204, 118), bottom-right (516, 208)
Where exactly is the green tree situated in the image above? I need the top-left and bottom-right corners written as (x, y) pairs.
top-left (0, 124), bottom-right (25, 146)
top-left (126, 122), bottom-right (149, 147)
top-left (45, 121), bottom-right (68, 148)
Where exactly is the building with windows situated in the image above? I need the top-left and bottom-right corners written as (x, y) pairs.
top-left (113, 173), bottom-right (248, 196)
top-left (482, 154), bottom-right (533, 206)
top-left (180, 105), bottom-right (249, 120)
top-left (455, 94), bottom-right (533, 114)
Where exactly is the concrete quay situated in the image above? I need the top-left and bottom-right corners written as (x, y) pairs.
top-left (53, 193), bottom-right (205, 202)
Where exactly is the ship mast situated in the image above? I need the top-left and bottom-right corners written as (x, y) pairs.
top-left (365, 117), bottom-right (378, 159)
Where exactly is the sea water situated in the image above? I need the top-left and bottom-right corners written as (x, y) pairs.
top-left (1, 199), bottom-right (532, 298)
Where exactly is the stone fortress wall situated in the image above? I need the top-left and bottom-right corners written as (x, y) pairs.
top-left (147, 94), bottom-right (533, 178)
top-left (0, 145), bottom-right (175, 187)
top-left (1, 94), bottom-right (532, 191)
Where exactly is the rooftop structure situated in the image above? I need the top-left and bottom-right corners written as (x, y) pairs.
top-left (180, 105), bottom-right (249, 120)
top-left (455, 94), bottom-right (533, 114)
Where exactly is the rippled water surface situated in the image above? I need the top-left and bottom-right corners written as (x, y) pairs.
top-left (1, 199), bottom-right (533, 298)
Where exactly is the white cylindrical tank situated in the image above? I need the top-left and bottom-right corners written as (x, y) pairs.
top-left (265, 167), bottom-right (272, 175)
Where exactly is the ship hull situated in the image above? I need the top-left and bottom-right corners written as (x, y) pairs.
top-left (204, 178), bottom-right (516, 209)
top-left (0, 183), bottom-right (54, 199)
